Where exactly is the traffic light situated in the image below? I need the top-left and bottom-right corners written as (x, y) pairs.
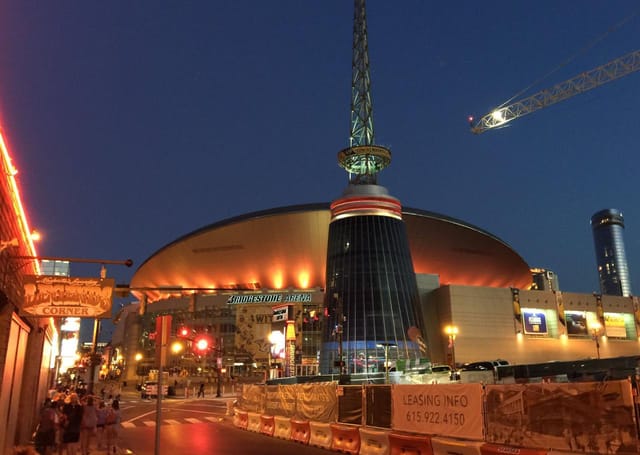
top-left (177, 326), bottom-right (191, 338)
top-left (193, 334), bottom-right (213, 354)
top-left (195, 337), bottom-right (209, 352)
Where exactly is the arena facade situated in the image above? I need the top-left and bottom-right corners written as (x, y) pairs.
top-left (113, 203), bottom-right (640, 384)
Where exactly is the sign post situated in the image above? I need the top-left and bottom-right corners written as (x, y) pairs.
top-left (154, 315), bottom-right (171, 455)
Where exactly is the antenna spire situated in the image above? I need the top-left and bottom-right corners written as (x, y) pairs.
top-left (338, 0), bottom-right (391, 185)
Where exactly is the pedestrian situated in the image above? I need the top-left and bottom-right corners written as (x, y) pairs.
top-left (95, 400), bottom-right (107, 450)
top-left (34, 398), bottom-right (57, 455)
top-left (197, 382), bottom-right (205, 398)
top-left (105, 400), bottom-right (121, 454)
top-left (79, 396), bottom-right (97, 455)
top-left (53, 393), bottom-right (66, 455)
top-left (62, 393), bottom-right (83, 455)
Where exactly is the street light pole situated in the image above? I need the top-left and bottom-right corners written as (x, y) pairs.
top-left (591, 321), bottom-right (602, 359)
top-left (376, 343), bottom-right (396, 384)
top-left (333, 293), bottom-right (346, 376)
top-left (444, 325), bottom-right (459, 375)
top-left (216, 341), bottom-right (222, 398)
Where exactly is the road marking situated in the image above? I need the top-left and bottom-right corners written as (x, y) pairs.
top-left (164, 419), bottom-right (181, 425)
top-left (142, 421), bottom-right (156, 427)
top-left (185, 418), bottom-right (201, 424)
top-left (120, 422), bottom-right (136, 429)
top-left (204, 416), bottom-right (223, 422)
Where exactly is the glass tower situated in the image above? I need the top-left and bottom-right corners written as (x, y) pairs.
top-left (319, 0), bottom-right (426, 375)
top-left (590, 208), bottom-right (632, 296)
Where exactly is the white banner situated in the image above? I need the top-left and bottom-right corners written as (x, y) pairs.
top-left (391, 383), bottom-right (484, 440)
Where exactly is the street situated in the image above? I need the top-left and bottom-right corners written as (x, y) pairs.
top-left (107, 387), bottom-right (335, 455)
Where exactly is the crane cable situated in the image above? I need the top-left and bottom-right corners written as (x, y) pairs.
top-left (495, 9), bottom-right (639, 111)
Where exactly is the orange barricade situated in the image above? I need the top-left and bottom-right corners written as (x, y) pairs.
top-left (309, 421), bottom-right (332, 449)
top-left (290, 419), bottom-right (311, 444)
top-left (431, 436), bottom-right (484, 455)
top-left (260, 415), bottom-right (275, 436)
top-left (389, 432), bottom-right (433, 455)
top-left (481, 444), bottom-right (548, 455)
top-left (359, 427), bottom-right (390, 455)
top-left (247, 412), bottom-right (261, 432)
top-left (233, 410), bottom-right (248, 429)
top-left (274, 415), bottom-right (292, 440)
top-left (330, 423), bottom-right (361, 454)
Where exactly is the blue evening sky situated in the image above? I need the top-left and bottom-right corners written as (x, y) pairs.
top-left (1, 2), bottom-right (639, 340)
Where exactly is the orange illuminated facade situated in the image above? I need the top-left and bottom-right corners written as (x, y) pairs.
top-left (0, 127), bottom-right (54, 453)
top-left (130, 204), bottom-right (531, 303)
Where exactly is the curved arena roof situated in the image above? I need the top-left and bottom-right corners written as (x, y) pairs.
top-left (130, 203), bottom-right (532, 302)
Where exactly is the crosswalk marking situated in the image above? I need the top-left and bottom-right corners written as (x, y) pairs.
top-left (119, 416), bottom-right (226, 428)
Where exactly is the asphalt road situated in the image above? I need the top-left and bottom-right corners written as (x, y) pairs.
top-left (103, 389), bottom-right (335, 455)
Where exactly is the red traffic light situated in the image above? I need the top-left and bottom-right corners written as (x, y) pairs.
top-left (193, 334), bottom-right (213, 353)
top-left (195, 338), bottom-right (209, 351)
top-left (177, 326), bottom-right (191, 338)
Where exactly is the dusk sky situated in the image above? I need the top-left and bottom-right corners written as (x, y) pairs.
top-left (1, 2), bottom-right (639, 340)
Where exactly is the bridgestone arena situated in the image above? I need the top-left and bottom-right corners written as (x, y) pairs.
top-left (114, 203), bottom-right (640, 385)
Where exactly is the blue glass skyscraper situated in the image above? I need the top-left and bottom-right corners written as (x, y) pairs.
top-left (591, 208), bottom-right (632, 296)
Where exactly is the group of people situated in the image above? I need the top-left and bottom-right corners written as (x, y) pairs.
top-left (33, 392), bottom-right (121, 455)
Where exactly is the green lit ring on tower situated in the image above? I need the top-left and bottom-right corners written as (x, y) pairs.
top-left (337, 145), bottom-right (391, 176)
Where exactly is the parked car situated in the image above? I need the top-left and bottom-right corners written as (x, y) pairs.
top-left (459, 359), bottom-right (510, 384)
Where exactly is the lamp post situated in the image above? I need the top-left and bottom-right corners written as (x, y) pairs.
top-left (215, 337), bottom-right (223, 398)
top-left (135, 353), bottom-right (143, 388)
top-left (590, 321), bottom-right (602, 359)
top-left (376, 343), bottom-right (396, 384)
top-left (332, 293), bottom-right (346, 376)
top-left (444, 325), bottom-right (459, 374)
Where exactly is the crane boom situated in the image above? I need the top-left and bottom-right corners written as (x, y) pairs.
top-left (470, 48), bottom-right (640, 134)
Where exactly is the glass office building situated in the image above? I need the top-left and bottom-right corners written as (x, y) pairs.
top-left (319, 184), bottom-right (425, 374)
top-left (591, 208), bottom-right (632, 296)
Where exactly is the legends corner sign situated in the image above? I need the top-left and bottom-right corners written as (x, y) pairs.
top-left (21, 275), bottom-right (115, 318)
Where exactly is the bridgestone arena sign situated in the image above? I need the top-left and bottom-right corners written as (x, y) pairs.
top-left (226, 293), bottom-right (312, 304)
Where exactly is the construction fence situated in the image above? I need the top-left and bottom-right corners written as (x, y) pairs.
top-left (235, 380), bottom-right (639, 455)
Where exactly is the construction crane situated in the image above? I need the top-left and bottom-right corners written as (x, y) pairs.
top-left (469, 48), bottom-right (640, 134)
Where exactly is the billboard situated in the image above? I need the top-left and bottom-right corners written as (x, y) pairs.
top-left (522, 309), bottom-right (548, 335)
top-left (565, 311), bottom-right (588, 336)
top-left (604, 313), bottom-right (627, 338)
top-left (22, 275), bottom-right (114, 318)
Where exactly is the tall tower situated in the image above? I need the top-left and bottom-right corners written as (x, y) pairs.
top-left (319, 0), bottom-right (426, 376)
top-left (590, 208), bottom-right (632, 296)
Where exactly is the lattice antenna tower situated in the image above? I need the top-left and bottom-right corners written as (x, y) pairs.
top-left (338, 0), bottom-right (391, 185)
